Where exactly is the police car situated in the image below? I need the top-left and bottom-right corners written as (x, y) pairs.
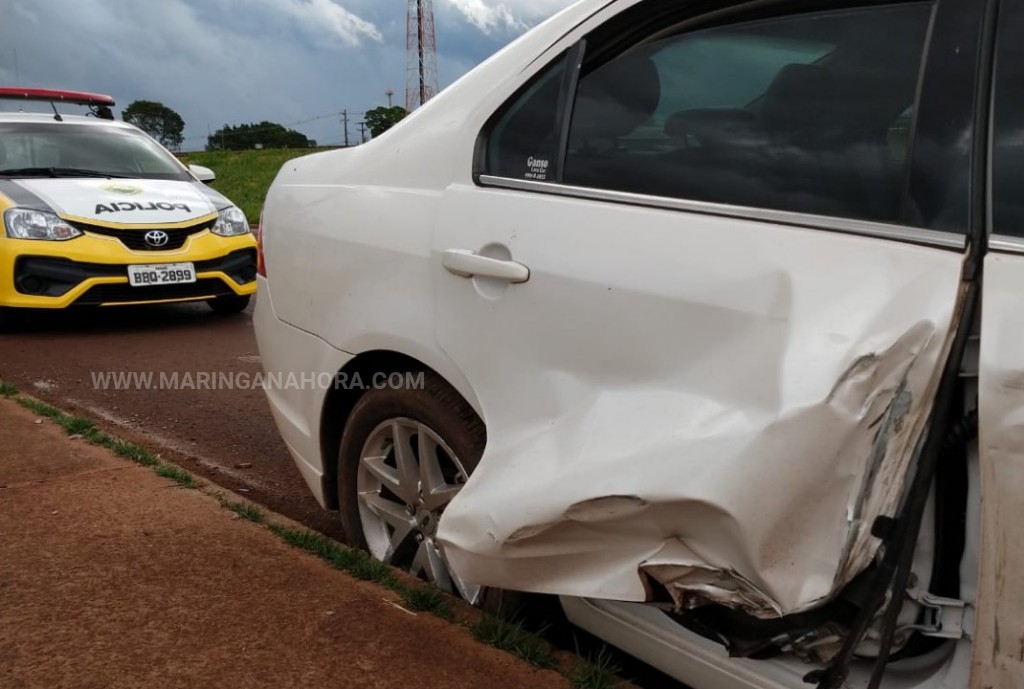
top-left (0, 88), bottom-right (257, 329)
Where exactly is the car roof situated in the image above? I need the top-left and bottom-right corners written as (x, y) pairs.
top-left (0, 111), bottom-right (138, 131)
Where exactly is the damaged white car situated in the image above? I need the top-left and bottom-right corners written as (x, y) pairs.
top-left (254, 0), bottom-right (1024, 686)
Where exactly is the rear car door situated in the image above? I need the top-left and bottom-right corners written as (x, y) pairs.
top-left (433, 0), bottom-right (983, 619)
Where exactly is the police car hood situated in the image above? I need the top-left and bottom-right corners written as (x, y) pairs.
top-left (10, 179), bottom-right (228, 224)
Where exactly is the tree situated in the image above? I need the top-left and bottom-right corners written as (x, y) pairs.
top-left (206, 121), bottom-right (315, 151)
top-left (122, 100), bottom-right (185, 150)
top-left (364, 106), bottom-right (407, 138)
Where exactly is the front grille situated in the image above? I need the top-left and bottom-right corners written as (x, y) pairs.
top-left (73, 278), bottom-right (236, 306)
top-left (14, 250), bottom-right (257, 299)
top-left (70, 219), bottom-right (216, 251)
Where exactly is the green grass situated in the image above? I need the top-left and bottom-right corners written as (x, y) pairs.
top-left (469, 614), bottom-right (558, 669)
top-left (221, 499), bottom-right (264, 523)
top-left (17, 397), bottom-right (65, 421)
top-left (395, 582), bottom-right (455, 620)
top-left (0, 382), bottom-right (17, 398)
top-left (63, 416), bottom-right (98, 436)
top-left (103, 438), bottom-right (161, 467)
top-left (179, 148), bottom-right (331, 223)
top-left (267, 524), bottom-right (400, 588)
top-left (345, 554), bottom-right (400, 585)
top-left (262, 526), bottom-right (559, 664)
top-left (6, 385), bottom-right (194, 483)
top-left (571, 648), bottom-right (625, 689)
top-left (269, 524), bottom-right (339, 559)
top-left (154, 464), bottom-right (198, 488)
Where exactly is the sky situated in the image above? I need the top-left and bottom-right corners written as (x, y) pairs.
top-left (0, 0), bottom-right (577, 150)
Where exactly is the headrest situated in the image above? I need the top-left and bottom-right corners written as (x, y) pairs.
top-left (572, 52), bottom-right (661, 141)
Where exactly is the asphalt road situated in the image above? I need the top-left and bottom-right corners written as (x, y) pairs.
top-left (0, 299), bottom-right (344, 541)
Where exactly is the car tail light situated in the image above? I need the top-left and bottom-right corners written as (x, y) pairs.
top-left (256, 212), bottom-right (266, 277)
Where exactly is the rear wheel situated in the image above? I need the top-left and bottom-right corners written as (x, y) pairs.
top-left (207, 294), bottom-right (251, 314)
top-left (338, 372), bottom-right (495, 606)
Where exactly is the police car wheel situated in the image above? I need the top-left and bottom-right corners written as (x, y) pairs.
top-left (206, 295), bottom-right (251, 314)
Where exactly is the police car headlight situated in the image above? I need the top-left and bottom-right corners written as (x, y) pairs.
top-left (211, 206), bottom-right (250, 237)
top-left (3, 208), bottom-right (82, 241)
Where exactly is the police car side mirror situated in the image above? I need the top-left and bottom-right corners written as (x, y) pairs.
top-left (188, 164), bottom-right (216, 184)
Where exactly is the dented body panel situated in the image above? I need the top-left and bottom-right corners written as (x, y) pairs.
top-left (434, 183), bottom-right (965, 617)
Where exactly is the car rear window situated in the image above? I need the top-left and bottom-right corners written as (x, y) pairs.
top-left (562, 4), bottom-right (933, 223)
top-left (480, 3), bottom-right (934, 226)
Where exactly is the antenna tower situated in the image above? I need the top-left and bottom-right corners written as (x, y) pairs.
top-left (405, 0), bottom-right (439, 112)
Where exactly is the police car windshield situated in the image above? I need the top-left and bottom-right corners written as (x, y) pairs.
top-left (0, 122), bottom-right (191, 181)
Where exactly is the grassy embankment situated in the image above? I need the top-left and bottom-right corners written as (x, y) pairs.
top-left (179, 148), bottom-right (332, 224)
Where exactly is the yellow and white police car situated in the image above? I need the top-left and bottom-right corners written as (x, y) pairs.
top-left (0, 88), bottom-right (257, 329)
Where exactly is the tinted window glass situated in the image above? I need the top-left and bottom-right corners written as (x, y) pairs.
top-left (483, 54), bottom-right (568, 181)
top-left (563, 4), bottom-right (932, 222)
top-left (993, 1), bottom-right (1024, 237)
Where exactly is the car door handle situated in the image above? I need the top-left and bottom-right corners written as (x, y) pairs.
top-left (442, 249), bottom-right (530, 284)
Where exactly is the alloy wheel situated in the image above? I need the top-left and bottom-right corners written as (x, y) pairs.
top-left (355, 417), bottom-right (480, 604)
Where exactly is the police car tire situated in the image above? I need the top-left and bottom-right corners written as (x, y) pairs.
top-left (207, 295), bottom-right (251, 314)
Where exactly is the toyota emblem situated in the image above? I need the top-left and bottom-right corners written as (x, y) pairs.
top-left (144, 230), bottom-right (170, 248)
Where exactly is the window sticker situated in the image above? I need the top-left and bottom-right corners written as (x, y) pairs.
top-left (525, 156), bottom-right (550, 180)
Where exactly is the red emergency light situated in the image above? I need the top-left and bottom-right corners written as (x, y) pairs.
top-left (0, 87), bottom-right (115, 107)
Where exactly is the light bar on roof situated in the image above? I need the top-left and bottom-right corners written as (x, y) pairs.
top-left (0, 87), bottom-right (115, 107)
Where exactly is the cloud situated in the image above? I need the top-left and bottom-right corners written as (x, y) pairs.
top-left (441, 0), bottom-right (574, 34)
top-left (11, 2), bottom-right (39, 24)
top-left (445, 0), bottom-right (524, 33)
top-left (264, 0), bottom-right (382, 46)
top-left (0, 0), bottom-right (575, 148)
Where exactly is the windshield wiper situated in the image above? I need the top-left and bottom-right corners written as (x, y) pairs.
top-left (0, 167), bottom-right (129, 179)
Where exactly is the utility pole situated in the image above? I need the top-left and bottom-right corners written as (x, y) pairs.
top-left (341, 109), bottom-right (350, 147)
top-left (358, 121), bottom-right (367, 144)
top-left (385, 89), bottom-right (394, 108)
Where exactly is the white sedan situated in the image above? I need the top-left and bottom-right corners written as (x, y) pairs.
top-left (254, 0), bottom-right (1024, 687)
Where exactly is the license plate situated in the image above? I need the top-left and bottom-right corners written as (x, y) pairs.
top-left (127, 262), bottom-right (197, 287)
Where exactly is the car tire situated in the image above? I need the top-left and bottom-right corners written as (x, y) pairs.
top-left (337, 370), bottom-right (521, 615)
top-left (206, 295), bottom-right (251, 314)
